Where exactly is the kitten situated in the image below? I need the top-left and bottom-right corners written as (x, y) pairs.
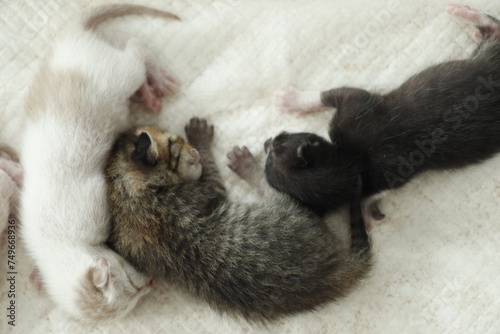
top-left (20, 4), bottom-right (179, 322)
top-left (269, 5), bottom-right (500, 221)
top-left (106, 118), bottom-right (372, 323)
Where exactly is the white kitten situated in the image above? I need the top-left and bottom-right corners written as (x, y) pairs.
top-left (20, 5), bottom-right (179, 322)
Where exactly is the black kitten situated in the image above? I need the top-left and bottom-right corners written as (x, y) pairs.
top-left (268, 5), bottom-right (500, 219)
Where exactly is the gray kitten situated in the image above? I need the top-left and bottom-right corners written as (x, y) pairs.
top-left (106, 118), bottom-right (371, 323)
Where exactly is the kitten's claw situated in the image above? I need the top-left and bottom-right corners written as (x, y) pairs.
top-left (185, 117), bottom-right (214, 148)
top-left (274, 86), bottom-right (323, 114)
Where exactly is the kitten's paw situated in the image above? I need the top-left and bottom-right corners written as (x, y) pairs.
top-left (227, 146), bottom-right (257, 180)
top-left (185, 118), bottom-right (214, 148)
top-left (134, 69), bottom-right (177, 113)
top-left (447, 4), bottom-right (500, 41)
top-left (274, 86), bottom-right (323, 114)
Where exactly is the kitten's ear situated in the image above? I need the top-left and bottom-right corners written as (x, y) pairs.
top-left (296, 140), bottom-right (320, 168)
top-left (132, 132), bottom-right (157, 166)
top-left (90, 258), bottom-right (110, 290)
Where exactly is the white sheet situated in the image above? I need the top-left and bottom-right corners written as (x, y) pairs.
top-left (1, 0), bottom-right (498, 333)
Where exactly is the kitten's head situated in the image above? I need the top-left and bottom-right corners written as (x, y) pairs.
top-left (264, 132), bottom-right (362, 214)
top-left (75, 253), bottom-right (153, 322)
top-left (107, 126), bottom-right (202, 192)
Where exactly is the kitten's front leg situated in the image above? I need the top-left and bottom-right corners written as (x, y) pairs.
top-left (227, 146), bottom-right (270, 196)
top-left (185, 118), bottom-right (226, 198)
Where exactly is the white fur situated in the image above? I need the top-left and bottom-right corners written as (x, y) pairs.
top-left (19, 9), bottom-right (155, 322)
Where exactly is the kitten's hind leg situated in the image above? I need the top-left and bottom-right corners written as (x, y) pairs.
top-left (227, 146), bottom-right (270, 196)
top-left (447, 4), bottom-right (500, 42)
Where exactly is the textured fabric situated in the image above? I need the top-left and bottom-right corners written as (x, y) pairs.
top-left (0, 0), bottom-right (498, 333)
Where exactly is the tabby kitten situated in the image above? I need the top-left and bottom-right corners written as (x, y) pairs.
top-left (106, 118), bottom-right (371, 323)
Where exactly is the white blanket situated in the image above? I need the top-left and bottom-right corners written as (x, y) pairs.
top-left (1, 0), bottom-right (499, 333)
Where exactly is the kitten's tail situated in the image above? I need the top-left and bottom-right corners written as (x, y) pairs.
top-left (80, 4), bottom-right (180, 31)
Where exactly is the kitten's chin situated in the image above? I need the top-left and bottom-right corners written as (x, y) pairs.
top-left (183, 163), bottom-right (202, 182)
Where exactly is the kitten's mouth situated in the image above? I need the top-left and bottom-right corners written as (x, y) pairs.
top-left (264, 138), bottom-right (273, 154)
